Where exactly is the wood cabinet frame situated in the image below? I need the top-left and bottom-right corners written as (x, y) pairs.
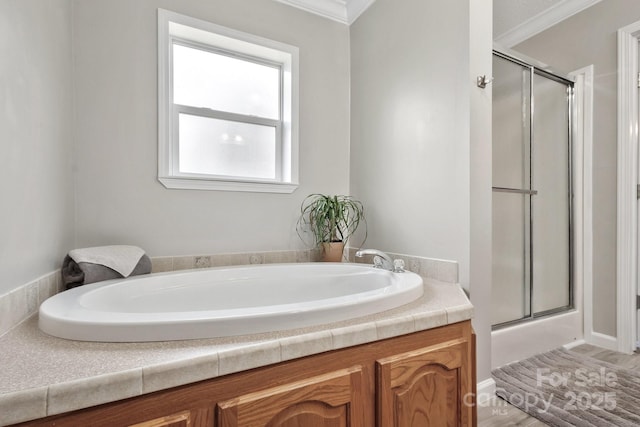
top-left (13, 321), bottom-right (475, 427)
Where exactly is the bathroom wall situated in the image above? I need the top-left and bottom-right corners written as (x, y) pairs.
top-left (514, 0), bottom-right (640, 337)
top-left (71, 0), bottom-right (351, 257)
top-left (470, 0), bottom-right (494, 386)
top-left (350, 0), bottom-right (471, 286)
top-left (0, 0), bottom-right (75, 296)
top-left (348, 0), bottom-right (495, 383)
top-left (349, 0), bottom-right (494, 384)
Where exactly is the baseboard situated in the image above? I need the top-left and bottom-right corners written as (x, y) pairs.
top-left (586, 331), bottom-right (618, 351)
top-left (476, 378), bottom-right (496, 404)
top-left (562, 339), bottom-right (586, 350)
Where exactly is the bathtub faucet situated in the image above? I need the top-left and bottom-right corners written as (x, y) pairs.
top-left (355, 249), bottom-right (405, 273)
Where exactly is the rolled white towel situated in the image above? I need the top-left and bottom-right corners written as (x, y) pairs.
top-left (69, 245), bottom-right (146, 277)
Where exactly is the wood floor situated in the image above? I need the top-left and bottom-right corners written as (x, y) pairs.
top-left (477, 344), bottom-right (640, 426)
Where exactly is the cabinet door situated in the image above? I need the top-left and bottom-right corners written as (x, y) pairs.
top-left (377, 340), bottom-right (471, 427)
top-left (217, 366), bottom-right (365, 427)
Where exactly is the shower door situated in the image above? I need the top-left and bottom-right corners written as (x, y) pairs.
top-left (491, 51), bottom-right (573, 328)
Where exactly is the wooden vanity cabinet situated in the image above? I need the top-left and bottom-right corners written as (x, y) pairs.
top-left (14, 321), bottom-right (475, 427)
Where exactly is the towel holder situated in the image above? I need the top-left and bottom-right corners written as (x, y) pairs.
top-left (477, 75), bottom-right (493, 89)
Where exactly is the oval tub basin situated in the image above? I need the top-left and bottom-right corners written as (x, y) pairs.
top-left (39, 263), bottom-right (424, 342)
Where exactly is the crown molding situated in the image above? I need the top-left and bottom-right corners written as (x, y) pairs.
top-left (345, 0), bottom-right (375, 23)
top-left (495, 0), bottom-right (602, 47)
top-left (275, 0), bottom-right (375, 25)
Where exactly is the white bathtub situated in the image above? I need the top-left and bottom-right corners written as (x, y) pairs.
top-left (39, 263), bottom-right (424, 342)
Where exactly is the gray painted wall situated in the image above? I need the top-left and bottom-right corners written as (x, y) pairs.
top-left (349, 0), bottom-right (492, 383)
top-left (350, 0), bottom-right (471, 285)
top-left (514, 0), bottom-right (640, 337)
top-left (72, 0), bottom-right (351, 257)
top-left (349, 0), bottom-right (494, 384)
top-left (0, 0), bottom-right (75, 296)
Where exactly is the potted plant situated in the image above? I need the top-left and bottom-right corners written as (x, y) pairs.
top-left (297, 194), bottom-right (367, 262)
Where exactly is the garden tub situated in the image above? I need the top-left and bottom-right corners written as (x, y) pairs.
top-left (39, 263), bottom-right (424, 342)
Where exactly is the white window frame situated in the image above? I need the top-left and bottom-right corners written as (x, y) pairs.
top-left (157, 9), bottom-right (299, 193)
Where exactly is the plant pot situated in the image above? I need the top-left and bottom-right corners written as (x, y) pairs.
top-left (321, 242), bottom-right (345, 262)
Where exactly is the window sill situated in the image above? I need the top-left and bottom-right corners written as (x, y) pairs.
top-left (158, 176), bottom-right (298, 193)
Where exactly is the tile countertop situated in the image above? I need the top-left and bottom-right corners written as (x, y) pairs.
top-left (0, 278), bottom-right (473, 426)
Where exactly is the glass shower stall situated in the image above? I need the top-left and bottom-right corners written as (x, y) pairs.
top-left (492, 50), bottom-right (574, 328)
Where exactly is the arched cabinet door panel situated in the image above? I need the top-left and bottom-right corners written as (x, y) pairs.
top-left (377, 339), bottom-right (471, 427)
top-left (217, 366), bottom-right (365, 427)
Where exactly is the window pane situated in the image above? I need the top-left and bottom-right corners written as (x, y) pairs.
top-left (173, 44), bottom-right (280, 120)
top-left (178, 114), bottom-right (276, 179)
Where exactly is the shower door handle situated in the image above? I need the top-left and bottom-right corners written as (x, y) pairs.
top-left (492, 187), bottom-right (538, 195)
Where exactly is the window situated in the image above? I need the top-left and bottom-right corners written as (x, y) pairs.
top-left (158, 9), bottom-right (299, 192)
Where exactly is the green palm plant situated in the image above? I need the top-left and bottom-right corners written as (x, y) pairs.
top-left (297, 194), bottom-right (367, 248)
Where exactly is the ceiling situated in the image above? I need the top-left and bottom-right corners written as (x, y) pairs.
top-left (277, 0), bottom-right (602, 47)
